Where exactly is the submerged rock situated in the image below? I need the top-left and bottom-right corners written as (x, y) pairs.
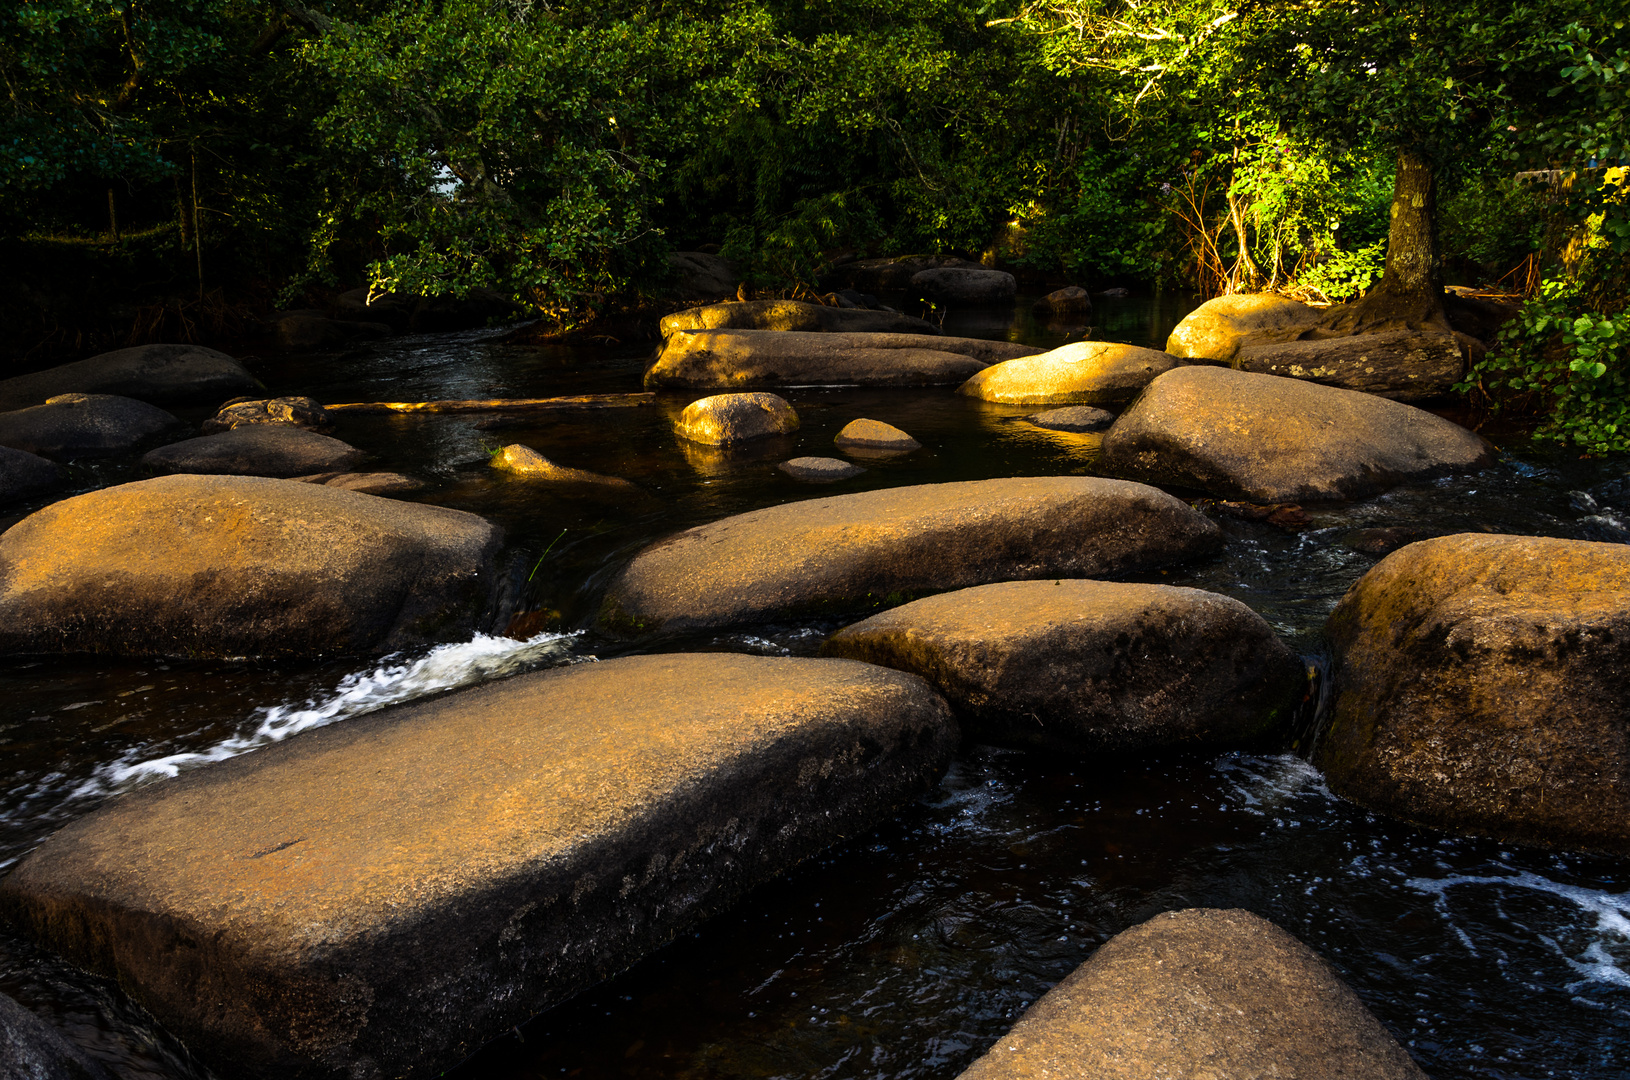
top-left (676, 393), bottom-right (799, 446)
top-left (0, 394), bottom-right (181, 459)
top-left (910, 267), bottom-right (1017, 306)
top-left (1100, 366), bottom-right (1491, 502)
top-left (958, 908), bottom-right (1426, 1080)
top-left (1317, 533), bottom-right (1630, 856)
top-left (600, 477), bottom-right (1220, 634)
top-left (0, 654), bottom-right (955, 1080)
top-left (0, 344), bottom-right (259, 410)
top-left (833, 418), bottom-right (920, 453)
top-left (823, 580), bottom-right (1304, 753)
top-left (0, 446), bottom-right (61, 505)
top-left (203, 396), bottom-right (332, 433)
top-left (958, 341), bottom-right (1179, 406)
top-left (646, 329), bottom-right (1040, 390)
top-left (1025, 406), bottom-right (1113, 432)
top-left (1234, 328), bottom-right (1465, 402)
top-left (0, 991), bottom-right (112, 1080)
top-left (0, 475), bottom-right (501, 659)
top-left (490, 444), bottom-right (638, 489)
top-left (1165, 293), bottom-right (1323, 364)
top-left (1031, 286), bottom-right (1093, 316)
top-left (142, 426), bottom-right (366, 477)
top-left (779, 456), bottom-right (866, 482)
top-left (659, 299), bottom-right (938, 338)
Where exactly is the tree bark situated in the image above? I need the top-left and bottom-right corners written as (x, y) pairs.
top-left (1321, 147), bottom-right (1448, 334)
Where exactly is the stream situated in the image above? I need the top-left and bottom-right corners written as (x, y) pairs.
top-left (1, 291), bottom-right (1627, 1079)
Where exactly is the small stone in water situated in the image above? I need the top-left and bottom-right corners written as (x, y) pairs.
top-left (779, 456), bottom-right (865, 483)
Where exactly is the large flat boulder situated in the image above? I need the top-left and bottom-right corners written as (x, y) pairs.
top-left (1100, 366), bottom-right (1491, 502)
top-left (600, 477), bottom-right (1221, 634)
top-left (659, 299), bottom-right (938, 338)
top-left (0, 654), bottom-right (956, 1080)
top-left (142, 426), bottom-right (366, 477)
top-left (0, 475), bottom-right (501, 658)
top-left (0, 393), bottom-right (181, 459)
top-left (1164, 294), bottom-right (1323, 363)
top-left (1317, 533), bottom-right (1630, 856)
top-left (1234, 328), bottom-right (1465, 402)
top-left (0, 344), bottom-right (259, 410)
top-left (822, 580), bottom-right (1304, 753)
top-left (644, 329), bottom-right (1041, 389)
top-left (958, 341), bottom-right (1180, 406)
top-left (958, 908), bottom-right (1425, 1080)
top-left (0, 445), bottom-right (62, 505)
top-left (910, 267), bottom-right (1017, 306)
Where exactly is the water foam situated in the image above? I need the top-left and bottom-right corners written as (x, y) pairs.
top-left (95, 630), bottom-right (582, 789)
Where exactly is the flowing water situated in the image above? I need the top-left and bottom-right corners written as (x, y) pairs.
top-left (1, 292), bottom-right (1627, 1079)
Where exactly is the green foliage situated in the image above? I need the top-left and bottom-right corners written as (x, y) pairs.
top-left (1297, 241), bottom-right (1386, 303)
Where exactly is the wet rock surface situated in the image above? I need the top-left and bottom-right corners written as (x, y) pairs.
top-left (0, 344), bottom-right (259, 410)
top-left (0, 475), bottom-right (502, 659)
top-left (958, 908), bottom-right (1426, 1080)
top-left (823, 580), bottom-right (1304, 754)
top-left (1164, 294), bottom-right (1323, 364)
top-left (141, 426), bottom-right (367, 477)
top-left (675, 393), bottom-right (799, 445)
top-left (0, 445), bottom-right (62, 505)
top-left (1025, 406), bottom-right (1113, 432)
top-left (1317, 533), bottom-right (1630, 856)
top-left (910, 268), bottom-right (1017, 307)
top-left (658, 299), bottom-right (938, 338)
top-left (490, 444), bottom-right (638, 489)
top-left (779, 456), bottom-right (865, 482)
top-left (646, 329), bottom-right (1040, 389)
top-left (0, 394), bottom-right (180, 459)
top-left (0, 654), bottom-right (956, 1080)
top-left (833, 418), bottom-right (920, 452)
top-left (0, 991), bottom-right (112, 1080)
top-left (958, 341), bottom-right (1179, 406)
top-left (601, 477), bottom-right (1221, 634)
top-left (1100, 366), bottom-right (1492, 502)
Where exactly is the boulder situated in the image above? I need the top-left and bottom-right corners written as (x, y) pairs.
top-left (780, 456), bottom-right (866, 482)
top-left (669, 251), bottom-right (739, 302)
top-left (957, 908), bottom-right (1425, 1080)
top-left (834, 418), bottom-right (920, 453)
top-left (959, 342), bottom-right (1180, 406)
top-left (296, 472), bottom-right (425, 497)
top-left (823, 580), bottom-right (1304, 753)
top-left (0, 344), bottom-right (259, 410)
top-left (600, 477), bottom-right (1220, 634)
top-left (1100, 366), bottom-right (1492, 503)
top-left (0, 475), bottom-right (501, 659)
top-left (0, 446), bottom-right (62, 505)
top-left (1026, 406), bottom-right (1113, 433)
top-left (490, 444), bottom-right (638, 489)
top-left (0, 654), bottom-right (955, 1080)
top-left (1164, 294), bottom-right (1323, 364)
top-left (1316, 533), bottom-right (1630, 856)
top-left (1031, 286), bottom-right (1093, 316)
top-left (675, 393), bottom-right (799, 446)
top-left (658, 299), bottom-right (938, 338)
top-left (645, 329), bottom-right (1041, 390)
top-left (203, 396), bottom-right (332, 433)
top-left (910, 267), bottom-right (1017, 307)
top-left (0, 992), bottom-right (112, 1080)
top-left (142, 426), bottom-right (367, 478)
top-left (1233, 329), bottom-right (1465, 402)
top-left (275, 314), bottom-right (390, 351)
top-left (0, 394), bottom-right (181, 459)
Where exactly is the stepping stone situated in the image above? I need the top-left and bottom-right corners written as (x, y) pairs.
top-left (779, 456), bottom-right (865, 482)
top-left (0, 445), bottom-right (62, 505)
top-left (834, 418), bottom-right (920, 453)
top-left (490, 444), bottom-right (638, 489)
top-left (142, 426), bottom-right (366, 477)
top-left (659, 299), bottom-right (938, 338)
top-left (645, 330), bottom-right (1040, 389)
top-left (675, 393), bottom-right (799, 445)
top-left (0, 654), bottom-right (956, 1080)
top-left (1318, 533), bottom-right (1630, 856)
top-left (0, 393), bottom-right (181, 459)
top-left (910, 267), bottom-right (1017, 306)
top-left (958, 341), bottom-right (1179, 406)
top-left (0, 475), bottom-right (501, 659)
top-left (600, 477), bottom-right (1220, 634)
top-left (0, 344), bottom-right (259, 410)
top-left (204, 395), bottom-right (331, 433)
top-left (1100, 366), bottom-right (1491, 502)
top-left (1025, 406), bottom-right (1113, 432)
top-left (958, 908), bottom-right (1426, 1080)
top-left (823, 580), bottom-right (1304, 753)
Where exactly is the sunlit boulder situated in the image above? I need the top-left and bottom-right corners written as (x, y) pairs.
top-left (833, 418), bottom-right (920, 454)
top-left (675, 392), bottom-right (799, 445)
top-left (645, 329), bottom-right (1040, 389)
top-left (958, 341), bottom-right (1179, 405)
top-left (1165, 293), bottom-right (1323, 363)
top-left (489, 444), bottom-right (638, 489)
top-left (658, 299), bottom-right (938, 338)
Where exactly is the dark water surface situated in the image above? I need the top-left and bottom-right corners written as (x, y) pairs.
top-left (1, 293), bottom-right (1627, 1079)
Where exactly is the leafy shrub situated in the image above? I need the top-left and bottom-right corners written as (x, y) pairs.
top-left (1294, 240), bottom-right (1386, 302)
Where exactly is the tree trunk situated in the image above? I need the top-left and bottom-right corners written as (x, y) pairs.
top-left (1322, 147), bottom-right (1449, 334)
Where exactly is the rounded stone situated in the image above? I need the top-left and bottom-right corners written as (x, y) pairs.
top-left (0, 393), bottom-right (181, 459)
top-left (141, 426), bottom-right (367, 478)
top-left (958, 341), bottom-right (1179, 406)
top-left (1031, 286), bottom-right (1093, 315)
top-left (490, 444), bottom-right (637, 489)
top-left (1165, 293), bottom-right (1323, 363)
top-left (204, 396), bottom-right (332, 434)
top-left (0, 344), bottom-right (260, 410)
top-left (646, 329), bottom-right (1039, 390)
top-left (909, 267), bottom-right (1017, 306)
top-left (0, 445), bottom-right (61, 505)
top-left (779, 456), bottom-right (866, 482)
top-left (834, 418), bottom-right (920, 452)
top-left (1026, 406), bottom-right (1114, 432)
top-left (675, 393), bottom-right (799, 446)
top-left (658, 299), bottom-right (938, 338)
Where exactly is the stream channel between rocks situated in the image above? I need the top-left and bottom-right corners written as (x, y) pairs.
top-left (1, 292), bottom-right (1627, 1079)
